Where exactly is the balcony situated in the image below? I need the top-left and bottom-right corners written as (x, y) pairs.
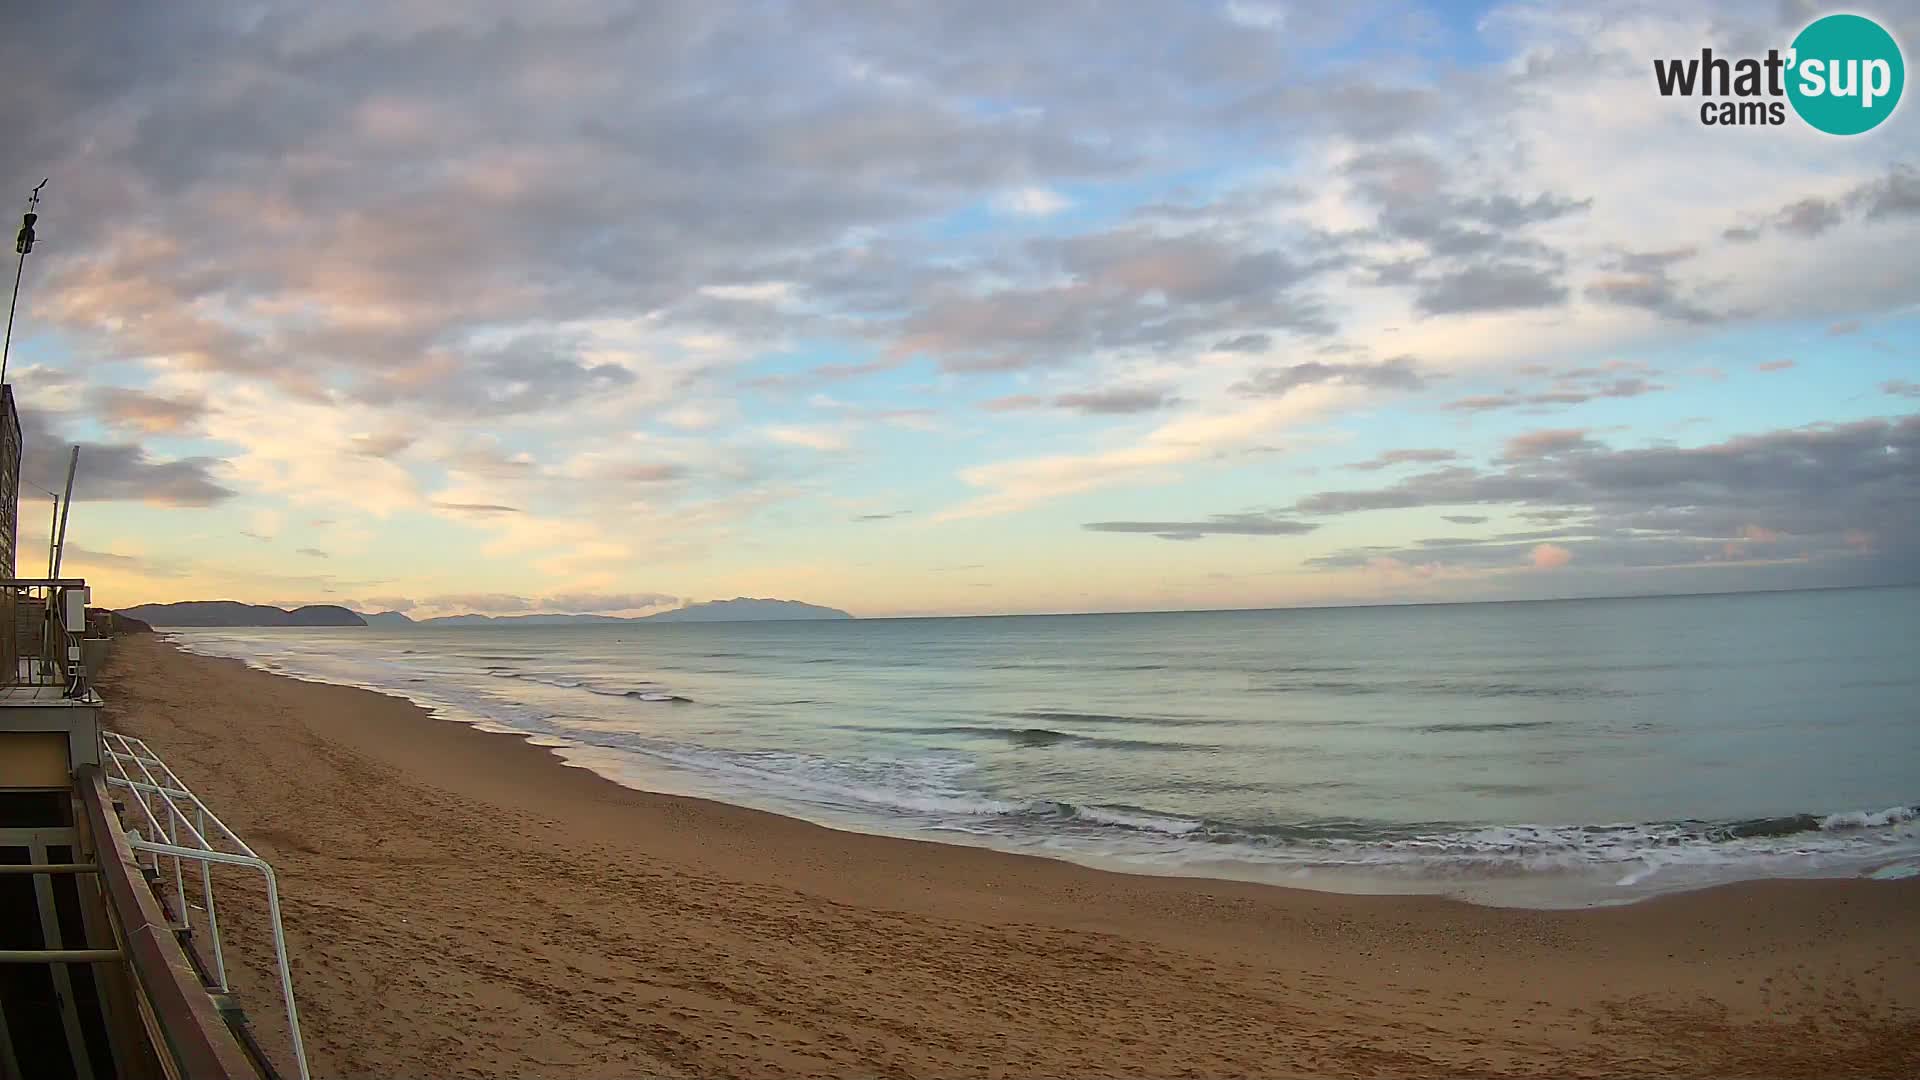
top-left (0, 576), bottom-right (98, 703)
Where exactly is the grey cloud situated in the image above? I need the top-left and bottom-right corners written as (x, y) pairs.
top-left (1300, 525), bottom-right (1880, 591)
top-left (1415, 262), bottom-right (1568, 315)
top-left (1585, 275), bottom-right (1709, 321)
top-left (1500, 428), bottom-right (1601, 460)
top-left (1344, 448), bottom-right (1459, 471)
top-left (1332, 147), bottom-right (1593, 322)
top-left (981, 386), bottom-right (1180, 414)
top-left (979, 395), bottom-right (1046, 413)
top-left (11, 2), bottom-right (1167, 404)
top-left (1727, 167), bottom-right (1920, 243)
top-left (1457, 192), bottom-right (1592, 229)
top-left (852, 511), bottom-right (909, 522)
top-left (1232, 356), bottom-right (1425, 397)
top-left (1885, 380), bottom-right (1920, 398)
top-left (1363, 257), bottom-right (1425, 287)
top-left (1343, 149), bottom-right (1589, 263)
top-left (357, 338), bottom-right (636, 416)
top-left (1230, 78), bottom-right (1445, 143)
top-left (89, 387), bottom-right (207, 434)
top-left (0, 4), bottom-right (219, 188)
top-left (1290, 415), bottom-right (1920, 584)
top-left (0, 1), bottom-right (1895, 450)
top-left (1827, 320), bottom-right (1862, 336)
top-left (1052, 387), bottom-right (1182, 414)
top-left (743, 357), bottom-right (903, 393)
top-left (1301, 535), bottom-right (1632, 573)
top-left (1441, 514), bottom-right (1488, 524)
top-left (431, 501), bottom-right (523, 515)
top-left (1774, 197), bottom-right (1843, 237)
top-left (17, 406), bottom-right (233, 507)
top-left (1857, 166), bottom-right (1920, 220)
top-left (1585, 254), bottom-right (1719, 323)
top-left (1442, 365), bottom-right (1664, 413)
top-left (1213, 333), bottom-right (1271, 353)
top-left (1295, 465), bottom-right (1494, 514)
top-left (619, 463), bottom-right (689, 483)
top-left (1083, 513), bottom-right (1318, 541)
top-left (897, 228), bottom-right (1337, 371)
top-left (62, 544), bottom-right (188, 579)
top-left (1611, 248), bottom-right (1696, 274)
top-left (296, 547), bottom-right (328, 558)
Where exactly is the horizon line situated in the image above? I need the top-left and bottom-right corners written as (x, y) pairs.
top-left (124, 580), bottom-right (1917, 625)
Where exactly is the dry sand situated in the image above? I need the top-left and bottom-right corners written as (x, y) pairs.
top-left (96, 635), bottom-right (1918, 1079)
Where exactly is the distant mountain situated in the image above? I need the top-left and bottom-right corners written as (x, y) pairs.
top-left (90, 608), bottom-right (153, 635)
top-left (412, 613), bottom-right (635, 627)
top-left (641, 598), bottom-right (853, 622)
top-left (362, 597), bottom-right (854, 628)
top-left (120, 601), bottom-right (366, 627)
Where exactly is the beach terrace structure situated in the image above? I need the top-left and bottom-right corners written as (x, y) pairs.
top-left (0, 576), bottom-right (308, 1080)
top-left (0, 379), bottom-right (305, 1079)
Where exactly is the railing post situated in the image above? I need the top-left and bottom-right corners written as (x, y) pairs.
top-left (100, 731), bottom-right (311, 1080)
top-left (198, 803), bottom-right (226, 992)
top-left (167, 800), bottom-right (188, 931)
top-left (260, 863), bottom-right (311, 1080)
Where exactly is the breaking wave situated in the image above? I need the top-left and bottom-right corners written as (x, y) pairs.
top-left (485, 668), bottom-right (691, 702)
top-left (159, 602), bottom-right (1920, 908)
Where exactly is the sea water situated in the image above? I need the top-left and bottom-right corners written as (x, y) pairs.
top-left (169, 586), bottom-right (1920, 907)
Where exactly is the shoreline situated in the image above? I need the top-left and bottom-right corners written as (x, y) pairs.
top-left (159, 629), bottom-right (1919, 912)
top-left (99, 634), bottom-right (1920, 1078)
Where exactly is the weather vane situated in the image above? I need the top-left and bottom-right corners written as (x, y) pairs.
top-left (2, 178), bottom-right (48, 386)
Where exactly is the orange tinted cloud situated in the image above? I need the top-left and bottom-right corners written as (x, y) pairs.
top-left (1529, 543), bottom-right (1573, 569)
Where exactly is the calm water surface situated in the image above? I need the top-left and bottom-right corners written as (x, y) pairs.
top-left (172, 586), bottom-right (1920, 906)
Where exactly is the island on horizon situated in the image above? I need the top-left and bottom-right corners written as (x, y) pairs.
top-left (120, 596), bottom-right (855, 628)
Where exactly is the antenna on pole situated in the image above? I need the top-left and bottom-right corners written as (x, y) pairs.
top-left (44, 491), bottom-right (57, 578)
top-left (26, 481), bottom-right (60, 577)
top-left (51, 445), bottom-right (77, 579)
top-left (2, 179), bottom-right (48, 388)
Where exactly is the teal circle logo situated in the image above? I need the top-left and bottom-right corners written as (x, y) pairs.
top-left (1787, 14), bottom-right (1904, 135)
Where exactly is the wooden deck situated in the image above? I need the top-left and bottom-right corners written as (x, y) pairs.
top-left (0, 656), bottom-right (100, 706)
top-left (0, 683), bottom-right (98, 705)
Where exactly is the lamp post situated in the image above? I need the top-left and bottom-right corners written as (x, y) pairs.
top-left (26, 482), bottom-right (58, 577)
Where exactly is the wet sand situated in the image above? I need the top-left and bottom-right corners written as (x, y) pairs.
top-left (97, 635), bottom-right (1919, 1079)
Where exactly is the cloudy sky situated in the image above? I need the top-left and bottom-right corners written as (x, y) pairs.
top-left (3, 0), bottom-right (1916, 618)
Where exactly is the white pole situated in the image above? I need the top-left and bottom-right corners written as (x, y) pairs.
top-left (51, 445), bottom-right (76, 578)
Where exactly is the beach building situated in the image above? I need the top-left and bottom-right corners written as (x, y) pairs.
top-left (0, 385), bottom-right (18, 578)
top-left (0, 382), bottom-right (304, 1079)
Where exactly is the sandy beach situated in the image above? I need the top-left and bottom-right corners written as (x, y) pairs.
top-left (94, 635), bottom-right (1918, 1079)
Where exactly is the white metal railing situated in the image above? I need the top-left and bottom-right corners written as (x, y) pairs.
top-left (100, 730), bottom-right (310, 1080)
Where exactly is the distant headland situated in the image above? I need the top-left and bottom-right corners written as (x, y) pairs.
top-left (117, 601), bottom-right (368, 627)
top-left (120, 597), bottom-right (854, 627)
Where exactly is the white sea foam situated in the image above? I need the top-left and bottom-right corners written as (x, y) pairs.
top-left (1064, 804), bottom-right (1204, 835)
top-left (160, 622), bottom-right (1920, 908)
top-left (1820, 805), bottom-right (1917, 830)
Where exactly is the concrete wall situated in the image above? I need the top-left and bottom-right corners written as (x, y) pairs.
top-left (82, 637), bottom-right (110, 679)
